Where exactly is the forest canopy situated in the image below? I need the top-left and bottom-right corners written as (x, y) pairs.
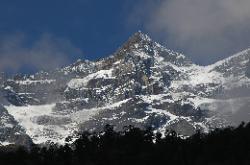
top-left (0, 123), bottom-right (250, 165)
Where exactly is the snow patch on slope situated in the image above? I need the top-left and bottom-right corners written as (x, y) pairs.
top-left (68, 68), bottom-right (115, 89)
top-left (5, 104), bottom-right (78, 144)
top-left (16, 79), bottom-right (56, 85)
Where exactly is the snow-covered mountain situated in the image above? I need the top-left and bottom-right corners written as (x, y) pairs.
top-left (1, 31), bottom-right (250, 146)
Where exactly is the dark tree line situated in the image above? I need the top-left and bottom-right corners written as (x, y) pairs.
top-left (1, 123), bottom-right (250, 165)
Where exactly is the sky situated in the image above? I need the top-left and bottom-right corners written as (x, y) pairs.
top-left (0, 0), bottom-right (250, 74)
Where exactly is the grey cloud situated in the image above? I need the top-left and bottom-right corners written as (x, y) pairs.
top-left (0, 33), bottom-right (83, 74)
top-left (214, 87), bottom-right (250, 126)
top-left (133, 0), bottom-right (250, 64)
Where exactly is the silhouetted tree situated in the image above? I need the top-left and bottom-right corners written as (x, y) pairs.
top-left (1, 122), bottom-right (250, 165)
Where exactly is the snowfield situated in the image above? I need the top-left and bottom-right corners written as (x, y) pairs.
top-left (4, 99), bottom-right (133, 144)
top-left (5, 104), bottom-right (97, 144)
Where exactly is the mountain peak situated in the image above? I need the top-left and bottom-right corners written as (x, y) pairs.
top-left (129, 31), bottom-right (152, 43)
top-left (115, 31), bottom-right (153, 53)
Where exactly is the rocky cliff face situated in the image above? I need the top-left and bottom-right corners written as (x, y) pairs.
top-left (1, 31), bottom-right (250, 145)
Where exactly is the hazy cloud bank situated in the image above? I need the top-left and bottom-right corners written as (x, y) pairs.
top-left (132, 0), bottom-right (250, 64)
top-left (0, 33), bottom-right (83, 74)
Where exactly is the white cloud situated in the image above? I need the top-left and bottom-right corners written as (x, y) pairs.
top-left (0, 33), bottom-right (83, 73)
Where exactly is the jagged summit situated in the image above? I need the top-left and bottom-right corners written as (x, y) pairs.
top-left (94, 31), bottom-right (154, 64)
top-left (131, 30), bottom-right (152, 42)
top-left (105, 31), bottom-right (192, 67)
top-left (210, 48), bottom-right (250, 66)
top-left (116, 31), bottom-right (154, 53)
